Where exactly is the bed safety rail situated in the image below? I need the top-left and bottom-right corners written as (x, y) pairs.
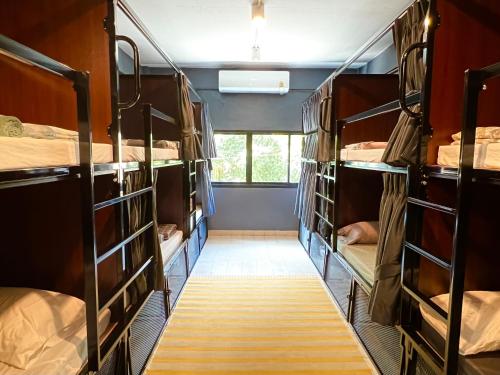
top-left (400, 61), bottom-right (500, 375)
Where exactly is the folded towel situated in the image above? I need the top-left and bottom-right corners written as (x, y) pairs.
top-left (22, 123), bottom-right (79, 141)
top-left (344, 141), bottom-right (388, 150)
top-left (0, 115), bottom-right (23, 137)
top-left (123, 139), bottom-right (180, 150)
top-left (452, 127), bottom-right (500, 141)
top-left (158, 224), bottom-right (177, 240)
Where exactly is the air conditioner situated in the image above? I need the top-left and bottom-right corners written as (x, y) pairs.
top-left (218, 70), bottom-right (289, 95)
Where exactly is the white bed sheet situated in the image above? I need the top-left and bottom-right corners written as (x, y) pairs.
top-left (0, 309), bottom-right (111, 375)
top-left (340, 148), bottom-right (385, 163)
top-left (437, 143), bottom-right (500, 169)
top-left (160, 230), bottom-right (184, 266)
top-left (0, 137), bottom-right (180, 171)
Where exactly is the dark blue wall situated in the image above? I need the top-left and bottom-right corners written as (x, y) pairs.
top-left (184, 68), bottom-right (334, 230)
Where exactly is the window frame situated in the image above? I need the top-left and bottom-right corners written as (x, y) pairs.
top-left (212, 130), bottom-right (302, 188)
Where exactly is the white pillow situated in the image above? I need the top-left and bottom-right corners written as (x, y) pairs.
top-left (420, 291), bottom-right (500, 356)
top-left (0, 287), bottom-right (85, 369)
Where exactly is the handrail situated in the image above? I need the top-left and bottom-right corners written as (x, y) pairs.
top-left (117, 0), bottom-right (203, 102)
top-left (116, 35), bottom-right (141, 109)
top-left (399, 42), bottom-right (426, 117)
top-left (0, 34), bottom-right (77, 79)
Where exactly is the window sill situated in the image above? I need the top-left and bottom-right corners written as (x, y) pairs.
top-left (213, 182), bottom-right (298, 188)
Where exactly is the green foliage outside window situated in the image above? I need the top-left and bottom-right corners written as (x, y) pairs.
top-left (212, 134), bottom-right (247, 182)
top-left (212, 132), bottom-right (303, 184)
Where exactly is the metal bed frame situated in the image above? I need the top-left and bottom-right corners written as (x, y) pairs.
top-left (299, 0), bottom-right (500, 373)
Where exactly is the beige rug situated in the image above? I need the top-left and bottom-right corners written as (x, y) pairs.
top-left (146, 276), bottom-right (376, 375)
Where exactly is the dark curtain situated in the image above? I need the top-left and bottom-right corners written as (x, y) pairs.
top-left (198, 160), bottom-right (216, 217)
top-left (381, 0), bottom-right (428, 166)
top-left (201, 103), bottom-right (217, 159)
top-left (124, 171), bottom-right (148, 304)
top-left (296, 80), bottom-right (333, 231)
top-left (301, 80), bottom-right (333, 162)
top-left (294, 161), bottom-right (317, 231)
top-left (368, 173), bottom-right (407, 325)
top-left (178, 74), bottom-right (205, 161)
top-left (125, 170), bottom-right (164, 305)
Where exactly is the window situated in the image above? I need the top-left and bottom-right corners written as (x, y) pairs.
top-left (212, 132), bottom-right (303, 184)
top-left (212, 134), bottom-right (247, 182)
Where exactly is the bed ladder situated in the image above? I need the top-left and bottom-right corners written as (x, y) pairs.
top-left (399, 62), bottom-right (500, 375)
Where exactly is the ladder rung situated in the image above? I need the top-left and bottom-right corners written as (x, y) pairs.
top-left (97, 221), bottom-right (153, 264)
top-left (407, 197), bottom-right (456, 215)
top-left (99, 255), bottom-right (154, 314)
top-left (399, 326), bottom-right (445, 374)
top-left (405, 242), bottom-right (452, 270)
top-left (315, 192), bottom-right (334, 204)
top-left (94, 186), bottom-right (153, 211)
top-left (401, 282), bottom-right (448, 323)
top-left (314, 211), bottom-right (333, 228)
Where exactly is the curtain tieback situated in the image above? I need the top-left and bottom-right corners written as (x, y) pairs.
top-left (374, 263), bottom-right (401, 280)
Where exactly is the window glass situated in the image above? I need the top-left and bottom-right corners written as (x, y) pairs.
top-left (289, 135), bottom-right (303, 183)
top-left (252, 134), bottom-right (289, 183)
top-left (212, 134), bottom-right (247, 182)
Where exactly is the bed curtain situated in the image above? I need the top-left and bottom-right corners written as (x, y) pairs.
top-left (198, 160), bottom-right (216, 217)
top-left (178, 74), bottom-right (205, 161)
top-left (294, 161), bottom-right (317, 231)
top-left (125, 170), bottom-right (164, 305)
top-left (381, 0), bottom-right (428, 166)
top-left (301, 81), bottom-right (333, 162)
top-left (296, 80), bottom-right (332, 230)
top-left (368, 173), bottom-right (407, 325)
top-left (201, 103), bottom-right (217, 159)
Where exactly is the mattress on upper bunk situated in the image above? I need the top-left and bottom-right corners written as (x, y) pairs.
top-left (437, 143), bottom-right (500, 169)
top-left (0, 137), bottom-right (180, 171)
top-left (340, 148), bottom-right (385, 163)
top-left (160, 230), bottom-right (184, 266)
top-left (336, 236), bottom-right (377, 286)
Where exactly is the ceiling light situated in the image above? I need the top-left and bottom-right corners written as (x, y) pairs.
top-left (252, 0), bottom-right (265, 28)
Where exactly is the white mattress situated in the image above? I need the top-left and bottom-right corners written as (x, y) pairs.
top-left (0, 309), bottom-right (111, 375)
top-left (340, 148), bottom-right (385, 163)
top-left (0, 137), bottom-right (179, 171)
top-left (160, 230), bottom-right (184, 266)
top-left (437, 143), bottom-right (500, 169)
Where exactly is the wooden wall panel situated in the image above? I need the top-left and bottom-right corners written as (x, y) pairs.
top-left (335, 75), bottom-right (400, 147)
top-left (120, 74), bottom-right (180, 141)
top-left (156, 165), bottom-right (186, 234)
top-left (0, 55), bottom-right (78, 131)
top-left (427, 0), bottom-right (500, 163)
top-left (337, 169), bottom-right (384, 228)
top-left (1, 0), bottom-right (113, 143)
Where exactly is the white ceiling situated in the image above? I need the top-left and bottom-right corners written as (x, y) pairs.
top-left (117, 0), bottom-right (412, 68)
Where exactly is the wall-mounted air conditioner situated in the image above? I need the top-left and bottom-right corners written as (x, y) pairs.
top-left (218, 70), bottom-right (289, 95)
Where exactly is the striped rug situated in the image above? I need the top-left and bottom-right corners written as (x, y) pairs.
top-left (146, 276), bottom-right (376, 375)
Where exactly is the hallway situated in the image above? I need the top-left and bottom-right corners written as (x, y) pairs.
top-left (146, 234), bottom-right (377, 374)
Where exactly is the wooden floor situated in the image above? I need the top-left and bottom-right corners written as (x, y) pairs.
top-left (146, 232), bottom-right (377, 375)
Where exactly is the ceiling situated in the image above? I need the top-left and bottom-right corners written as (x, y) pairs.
top-left (117, 0), bottom-right (412, 69)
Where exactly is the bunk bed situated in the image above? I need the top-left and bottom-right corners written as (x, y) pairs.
top-left (295, 1), bottom-right (427, 374)
top-left (1, 1), bottom-right (215, 374)
top-left (295, 0), bottom-right (500, 374)
top-left (0, 36), bottom-right (128, 375)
